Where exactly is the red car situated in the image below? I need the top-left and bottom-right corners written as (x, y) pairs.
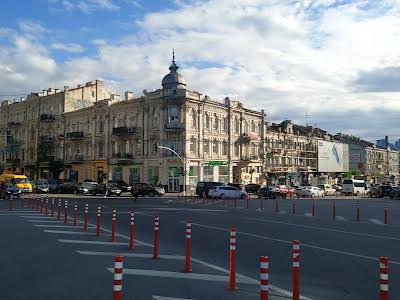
top-left (277, 185), bottom-right (295, 197)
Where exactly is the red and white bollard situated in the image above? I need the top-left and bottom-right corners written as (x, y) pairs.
top-left (260, 256), bottom-right (269, 300)
top-left (292, 240), bottom-right (300, 300)
top-left (332, 201), bottom-right (336, 219)
top-left (21, 195), bottom-right (24, 208)
top-left (111, 209), bottom-right (116, 242)
top-left (129, 211), bottom-right (135, 250)
top-left (51, 198), bottom-right (54, 217)
top-left (9, 195), bottom-right (13, 211)
top-left (64, 200), bottom-right (68, 224)
top-left (84, 203), bottom-right (89, 231)
top-left (292, 200), bottom-right (296, 215)
top-left (275, 198), bottom-right (279, 213)
top-left (185, 219), bottom-right (192, 272)
top-left (113, 256), bottom-right (123, 300)
top-left (57, 199), bottom-right (61, 220)
top-left (153, 216), bottom-right (160, 259)
top-left (45, 199), bottom-right (48, 215)
top-left (384, 202), bottom-right (388, 225)
top-left (356, 200), bottom-right (360, 222)
top-left (27, 196), bottom-right (31, 208)
top-left (40, 198), bottom-right (43, 213)
top-left (380, 256), bottom-right (389, 300)
top-left (96, 206), bottom-right (101, 237)
top-left (312, 201), bottom-right (315, 217)
top-left (73, 202), bottom-right (78, 226)
top-left (228, 228), bottom-right (237, 290)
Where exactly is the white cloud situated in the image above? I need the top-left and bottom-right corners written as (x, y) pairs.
top-left (4, 0), bottom-right (400, 141)
top-left (51, 42), bottom-right (84, 53)
top-left (49, 0), bottom-right (119, 13)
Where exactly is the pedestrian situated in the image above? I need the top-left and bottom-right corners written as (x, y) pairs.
top-left (132, 184), bottom-right (138, 203)
top-left (103, 179), bottom-right (108, 198)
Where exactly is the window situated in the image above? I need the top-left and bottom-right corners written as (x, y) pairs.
top-left (170, 107), bottom-right (179, 122)
top-left (213, 140), bottom-right (219, 155)
top-left (222, 117), bottom-right (227, 131)
top-left (112, 117), bottom-right (117, 128)
top-left (243, 121), bottom-right (248, 133)
top-left (204, 113), bottom-right (210, 129)
top-left (92, 91), bottom-right (95, 97)
top-left (234, 117), bottom-right (239, 133)
top-left (222, 141), bottom-right (228, 155)
top-left (251, 121), bottom-right (256, 133)
top-left (99, 118), bottom-right (104, 133)
top-left (213, 115), bottom-right (219, 130)
top-left (136, 139), bottom-right (142, 155)
top-left (234, 141), bottom-right (239, 156)
top-left (190, 137), bottom-right (197, 153)
top-left (203, 140), bottom-right (210, 153)
top-left (125, 141), bottom-right (130, 154)
top-left (98, 142), bottom-right (104, 157)
top-left (189, 109), bottom-right (196, 128)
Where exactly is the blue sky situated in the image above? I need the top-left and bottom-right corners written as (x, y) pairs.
top-left (1, 0), bottom-right (400, 142)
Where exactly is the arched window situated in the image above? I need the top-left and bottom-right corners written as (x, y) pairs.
top-left (213, 115), bottom-right (219, 130)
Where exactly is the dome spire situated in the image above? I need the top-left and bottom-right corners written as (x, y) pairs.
top-left (172, 48), bottom-right (175, 63)
top-left (162, 49), bottom-right (187, 89)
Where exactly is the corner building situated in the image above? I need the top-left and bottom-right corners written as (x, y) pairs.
top-left (64, 58), bottom-right (265, 192)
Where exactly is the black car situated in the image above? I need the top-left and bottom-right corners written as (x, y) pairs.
top-left (131, 183), bottom-right (165, 197)
top-left (258, 186), bottom-right (286, 199)
top-left (78, 182), bottom-right (105, 195)
top-left (3, 184), bottom-right (22, 199)
top-left (107, 183), bottom-right (122, 196)
top-left (245, 183), bottom-right (261, 194)
top-left (390, 187), bottom-right (400, 199)
top-left (381, 185), bottom-right (394, 197)
top-left (57, 181), bottom-right (79, 194)
top-left (227, 183), bottom-right (245, 191)
top-left (196, 181), bottom-right (225, 197)
top-left (47, 178), bottom-right (61, 193)
top-left (108, 180), bottom-right (131, 193)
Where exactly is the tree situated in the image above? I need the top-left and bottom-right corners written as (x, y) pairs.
top-left (48, 160), bottom-right (64, 180)
top-left (342, 168), bottom-right (361, 179)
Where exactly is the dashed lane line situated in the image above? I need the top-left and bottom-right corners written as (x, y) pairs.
top-left (369, 218), bottom-right (384, 225)
top-left (187, 221), bottom-right (400, 266)
top-left (34, 225), bottom-right (95, 229)
top-left (153, 295), bottom-right (196, 300)
top-left (60, 239), bottom-right (146, 246)
top-left (245, 217), bottom-right (397, 241)
top-left (43, 230), bottom-right (97, 235)
top-left (78, 250), bottom-right (184, 260)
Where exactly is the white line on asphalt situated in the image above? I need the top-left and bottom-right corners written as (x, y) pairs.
top-left (164, 200), bottom-right (173, 204)
top-left (58, 240), bottom-right (130, 246)
top-left (188, 221), bottom-right (400, 266)
top-left (153, 295), bottom-right (196, 300)
top-left (335, 216), bottom-right (346, 221)
top-left (304, 213), bottom-right (312, 217)
top-left (20, 216), bottom-right (54, 219)
top-left (79, 250), bottom-right (184, 260)
top-left (34, 225), bottom-right (94, 229)
top-left (25, 220), bottom-right (58, 222)
top-left (43, 230), bottom-right (97, 235)
top-left (203, 200), bottom-right (222, 206)
top-left (278, 210), bottom-right (287, 214)
top-left (369, 219), bottom-right (384, 225)
top-left (245, 217), bottom-right (398, 241)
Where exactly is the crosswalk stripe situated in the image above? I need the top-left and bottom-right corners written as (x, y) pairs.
top-left (153, 295), bottom-right (196, 300)
top-left (59, 240), bottom-right (129, 246)
top-left (43, 230), bottom-right (96, 235)
top-left (369, 218), bottom-right (384, 225)
top-left (34, 225), bottom-right (94, 229)
top-left (77, 250), bottom-right (183, 260)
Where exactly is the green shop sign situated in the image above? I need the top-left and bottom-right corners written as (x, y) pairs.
top-left (206, 161), bottom-right (228, 166)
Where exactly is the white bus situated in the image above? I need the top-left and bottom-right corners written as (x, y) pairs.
top-left (341, 178), bottom-right (367, 196)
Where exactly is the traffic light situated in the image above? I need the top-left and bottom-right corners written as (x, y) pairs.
top-left (153, 143), bottom-right (158, 152)
top-left (179, 167), bottom-right (184, 176)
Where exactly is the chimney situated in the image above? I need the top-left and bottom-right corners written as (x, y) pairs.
top-left (47, 88), bottom-right (55, 95)
top-left (55, 89), bottom-right (60, 93)
top-left (42, 90), bottom-right (48, 96)
top-left (77, 84), bottom-right (82, 88)
top-left (125, 91), bottom-right (134, 101)
top-left (64, 86), bottom-right (69, 92)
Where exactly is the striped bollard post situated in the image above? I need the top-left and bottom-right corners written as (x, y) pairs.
top-left (292, 240), bottom-right (300, 300)
top-left (153, 216), bottom-right (160, 259)
top-left (96, 206), bottom-right (101, 237)
top-left (384, 203), bottom-right (388, 225)
top-left (57, 199), bottom-right (61, 220)
top-left (234, 196), bottom-right (237, 208)
top-left (111, 209), bottom-right (116, 242)
top-left (113, 256), bottom-right (123, 300)
top-left (356, 200), bottom-right (360, 222)
top-left (332, 201), bottom-right (336, 219)
top-left (129, 211), bottom-right (135, 250)
top-left (275, 198), bottom-right (279, 213)
top-left (21, 195), bottom-right (24, 208)
top-left (40, 198), bottom-right (43, 213)
top-left (45, 199), bottom-right (48, 215)
top-left (73, 202), bottom-right (78, 226)
top-left (292, 200), bottom-right (296, 215)
top-left (64, 200), bottom-right (68, 223)
top-left (9, 195), bottom-right (12, 211)
top-left (312, 201), bottom-right (315, 217)
top-left (51, 198), bottom-right (54, 217)
top-left (228, 228), bottom-right (237, 290)
top-left (185, 219), bottom-right (192, 272)
top-left (380, 257), bottom-right (389, 300)
top-left (84, 204), bottom-right (89, 231)
top-left (27, 196), bottom-right (30, 208)
top-left (260, 256), bottom-right (269, 300)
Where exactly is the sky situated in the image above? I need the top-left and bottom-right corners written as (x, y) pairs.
top-left (1, 0), bottom-right (400, 143)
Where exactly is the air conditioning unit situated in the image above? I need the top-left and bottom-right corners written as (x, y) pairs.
top-left (128, 128), bottom-right (135, 133)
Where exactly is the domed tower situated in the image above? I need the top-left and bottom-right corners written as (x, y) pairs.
top-left (161, 50), bottom-right (187, 90)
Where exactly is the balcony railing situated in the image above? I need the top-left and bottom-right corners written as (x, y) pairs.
top-left (40, 114), bottom-right (56, 122)
top-left (165, 122), bottom-right (185, 131)
top-left (112, 153), bottom-right (133, 159)
top-left (6, 158), bottom-right (20, 164)
top-left (66, 131), bottom-right (84, 139)
top-left (112, 127), bottom-right (136, 135)
top-left (8, 121), bottom-right (20, 127)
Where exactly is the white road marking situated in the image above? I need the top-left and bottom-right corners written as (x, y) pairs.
top-left (245, 217), bottom-right (400, 242)
top-left (304, 213), bottom-right (312, 217)
top-left (34, 225), bottom-right (94, 229)
top-left (189, 221), bottom-right (400, 266)
top-left (164, 200), bottom-right (173, 204)
top-left (59, 239), bottom-right (128, 246)
top-left (278, 210), bottom-right (287, 214)
top-left (369, 219), bottom-right (384, 225)
top-left (203, 200), bottom-right (222, 206)
top-left (25, 220), bottom-right (58, 223)
top-left (153, 295), bottom-right (195, 300)
top-left (78, 250), bottom-right (183, 260)
top-left (43, 230), bottom-right (97, 235)
top-left (20, 216), bottom-right (54, 219)
top-left (335, 216), bottom-right (346, 221)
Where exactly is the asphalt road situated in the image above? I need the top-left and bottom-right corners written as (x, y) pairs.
top-left (0, 194), bottom-right (399, 300)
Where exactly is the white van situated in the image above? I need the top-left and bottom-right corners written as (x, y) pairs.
top-left (341, 178), bottom-right (367, 196)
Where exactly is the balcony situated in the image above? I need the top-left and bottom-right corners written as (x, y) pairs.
top-left (66, 131), bottom-right (84, 139)
top-left (165, 122), bottom-right (184, 131)
top-left (8, 121), bottom-right (20, 127)
top-left (69, 154), bottom-right (85, 163)
top-left (109, 153), bottom-right (134, 165)
top-left (112, 153), bottom-right (133, 159)
top-left (41, 156), bottom-right (55, 162)
top-left (40, 114), bottom-right (56, 122)
top-left (6, 158), bottom-right (20, 164)
top-left (112, 127), bottom-right (137, 136)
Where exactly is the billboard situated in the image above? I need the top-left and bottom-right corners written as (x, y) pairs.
top-left (318, 140), bottom-right (344, 172)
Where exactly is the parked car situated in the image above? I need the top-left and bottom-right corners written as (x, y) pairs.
top-left (196, 181), bottom-right (225, 197)
top-left (208, 186), bottom-right (247, 199)
top-left (0, 174), bottom-right (33, 193)
top-left (131, 183), bottom-right (165, 197)
top-left (108, 180), bottom-right (131, 192)
top-left (245, 183), bottom-right (261, 194)
top-left (33, 179), bottom-right (50, 193)
top-left (332, 184), bottom-right (342, 192)
top-left (258, 186), bottom-right (286, 199)
top-left (298, 186), bottom-right (325, 198)
top-left (277, 185), bottom-right (295, 197)
top-left (107, 183), bottom-right (122, 196)
top-left (77, 182), bottom-right (105, 195)
top-left (57, 181), bottom-right (78, 194)
top-left (381, 185), bottom-right (394, 197)
top-left (227, 183), bottom-right (245, 191)
top-left (317, 184), bottom-right (336, 196)
top-left (3, 183), bottom-right (22, 199)
top-left (369, 185), bottom-right (382, 198)
top-left (47, 178), bottom-right (61, 193)
top-left (389, 187), bottom-right (400, 199)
